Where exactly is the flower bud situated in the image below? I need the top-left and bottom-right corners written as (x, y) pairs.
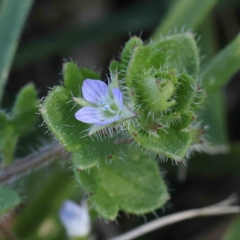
top-left (59, 200), bottom-right (90, 238)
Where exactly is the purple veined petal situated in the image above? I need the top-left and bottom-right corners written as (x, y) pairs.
top-left (82, 79), bottom-right (109, 105)
top-left (75, 107), bottom-right (104, 124)
top-left (95, 115), bottom-right (121, 125)
top-left (112, 88), bottom-right (124, 108)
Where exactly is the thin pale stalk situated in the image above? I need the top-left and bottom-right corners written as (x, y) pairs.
top-left (109, 204), bottom-right (240, 240)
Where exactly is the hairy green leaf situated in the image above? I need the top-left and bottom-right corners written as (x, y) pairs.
top-left (121, 37), bottom-right (143, 68)
top-left (41, 77), bottom-right (120, 169)
top-left (129, 127), bottom-right (192, 160)
top-left (63, 63), bottom-right (101, 98)
top-left (151, 33), bottom-right (200, 75)
top-left (80, 68), bottom-right (101, 80)
top-left (75, 148), bottom-right (169, 220)
top-left (63, 62), bottom-right (85, 97)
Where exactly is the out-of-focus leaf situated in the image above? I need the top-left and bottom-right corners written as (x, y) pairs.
top-left (14, 169), bottom-right (75, 239)
top-left (199, 33), bottom-right (240, 147)
top-left (0, 110), bottom-right (11, 148)
top-left (200, 91), bottom-right (228, 145)
top-left (11, 83), bottom-right (38, 134)
top-left (197, 18), bottom-right (228, 147)
top-left (0, 110), bottom-right (18, 164)
top-left (197, 18), bottom-right (217, 64)
top-left (222, 217), bottom-right (240, 240)
top-left (0, 84), bottom-right (38, 164)
top-left (152, 0), bottom-right (219, 40)
top-left (0, 0), bottom-right (33, 103)
top-left (201, 33), bottom-right (240, 93)
top-left (0, 187), bottom-right (20, 215)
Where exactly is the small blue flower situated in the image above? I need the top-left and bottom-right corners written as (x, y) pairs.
top-left (75, 79), bottom-right (123, 125)
top-left (74, 77), bottom-right (136, 135)
top-left (59, 200), bottom-right (90, 238)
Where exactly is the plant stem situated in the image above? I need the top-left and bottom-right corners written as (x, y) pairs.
top-left (109, 201), bottom-right (240, 240)
top-left (0, 143), bottom-right (69, 186)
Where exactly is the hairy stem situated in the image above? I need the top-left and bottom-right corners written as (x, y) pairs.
top-left (0, 143), bottom-right (69, 186)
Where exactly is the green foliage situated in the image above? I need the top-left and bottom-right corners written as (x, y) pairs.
top-left (75, 147), bottom-right (169, 220)
top-left (152, 0), bottom-right (219, 39)
top-left (151, 33), bottom-right (200, 74)
top-left (200, 92), bottom-right (228, 145)
top-left (63, 63), bottom-right (100, 97)
top-left (0, 0), bottom-right (34, 103)
top-left (11, 84), bottom-right (38, 134)
top-left (40, 85), bottom-right (120, 170)
top-left (36, 0), bottom-right (240, 223)
top-left (195, 21), bottom-right (226, 147)
top-left (120, 33), bottom-right (202, 159)
top-left (1, 0), bottom-right (240, 236)
top-left (0, 187), bottom-right (20, 215)
top-left (128, 127), bottom-right (192, 160)
top-left (198, 33), bottom-right (240, 146)
top-left (14, 169), bottom-right (75, 239)
top-left (222, 217), bottom-right (240, 240)
top-left (41, 31), bottom-right (206, 219)
top-left (41, 61), bottom-right (171, 219)
top-left (32, 2), bottom-right (240, 222)
top-left (201, 33), bottom-right (240, 93)
top-left (0, 84), bottom-right (38, 164)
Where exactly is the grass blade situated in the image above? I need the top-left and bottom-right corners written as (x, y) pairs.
top-left (0, 0), bottom-right (33, 103)
top-left (200, 33), bottom-right (240, 93)
top-left (152, 0), bottom-right (219, 40)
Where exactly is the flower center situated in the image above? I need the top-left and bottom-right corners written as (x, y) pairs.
top-left (102, 104), bottom-right (116, 114)
top-left (100, 97), bottom-right (119, 114)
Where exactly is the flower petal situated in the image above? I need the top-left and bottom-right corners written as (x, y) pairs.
top-left (94, 115), bottom-right (121, 125)
top-left (75, 107), bottom-right (104, 124)
top-left (82, 79), bottom-right (109, 105)
top-left (59, 200), bottom-right (90, 237)
top-left (112, 88), bottom-right (124, 108)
